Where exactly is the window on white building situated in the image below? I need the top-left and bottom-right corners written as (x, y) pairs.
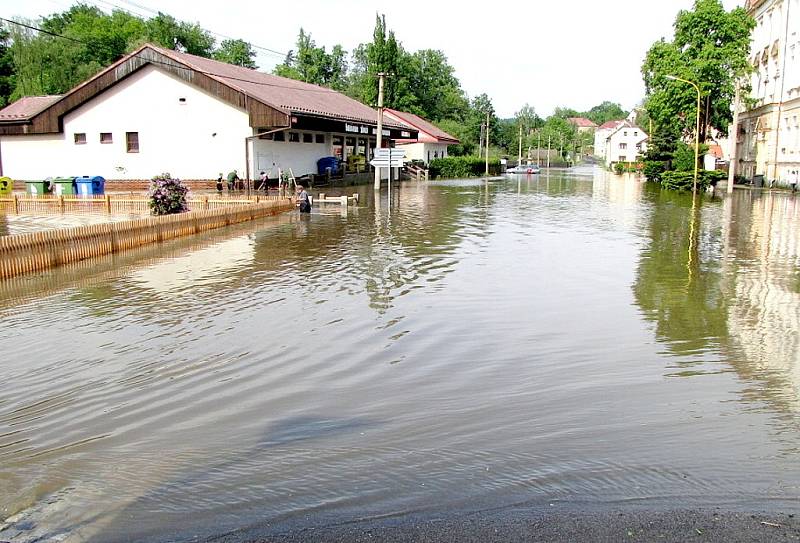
top-left (624, 131), bottom-right (628, 136)
top-left (74, 133), bottom-right (86, 145)
top-left (316, 134), bottom-right (325, 144)
top-left (126, 132), bottom-right (139, 153)
top-left (618, 156), bottom-right (626, 163)
top-left (619, 143), bottom-right (627, 149)
top-left (100, 132), bottom-right (112, 144)
top-left (289, 132), bottom-right (300, 143)
top-left (274, 131), bottom-right (285, 141)
top-left (303, 133), bottom-right (313, 143)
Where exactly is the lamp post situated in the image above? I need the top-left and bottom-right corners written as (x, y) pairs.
top-left (665, 75), bottom-right (701, 194)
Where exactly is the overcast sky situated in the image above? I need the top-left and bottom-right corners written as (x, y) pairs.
top-left (3, 0), bottom-right (743, 118)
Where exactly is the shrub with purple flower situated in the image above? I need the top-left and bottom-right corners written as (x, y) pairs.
top-left (149, 173), bottom-right (189, 215)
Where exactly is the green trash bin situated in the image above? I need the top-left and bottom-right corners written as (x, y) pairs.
top-left (26, 179), bottom-right (53, 196)
top-left (0, 176), bottom-right (12, 196)
top-left (52, 177), bottom-right (77, 196)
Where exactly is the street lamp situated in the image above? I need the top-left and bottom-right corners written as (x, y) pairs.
top-left (665, 75), bottom-right (701, 194)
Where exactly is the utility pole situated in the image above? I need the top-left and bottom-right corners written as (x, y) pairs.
top-left (518, 124), bottom-right (522, 166)
top-left (485, 110), bottom-right (490, 176)
top-left (374, 72), bottom-right (386, 190)
top-left (537, 131), bottom-right (541, 166)
top-left (728, 83), bottom-right (741, 194)
top-left (547, 134), bottom-right (551, 169)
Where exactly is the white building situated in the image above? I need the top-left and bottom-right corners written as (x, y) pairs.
top-left (735, 0), bottom-right (800, 184)
top-left (596, 121), bottom-right (648, 167)
top-left (382, 109), bottom-right (459, 165)
top-left (0, 44), bottom-right (415, 182)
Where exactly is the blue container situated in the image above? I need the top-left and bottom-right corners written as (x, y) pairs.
top-left (75, 175), bottom-right (105, 196)
top-left (317, 156), bottom-right (339, 176)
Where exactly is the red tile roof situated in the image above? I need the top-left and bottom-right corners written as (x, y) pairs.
top-left (154, 46), bottom-right (407, 128)
top-left (0, 95), bottom-right (62, 121)
top-left (598, 119), bottom-right (626, 130)
top-left (568, 117), bottom-right (597, 128)
top-left (0, 44), bottom-right (408, 131)
top-left (383, 109), bottom-right (459, 144)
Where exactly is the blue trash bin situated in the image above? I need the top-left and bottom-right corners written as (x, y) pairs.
top-left (317, 156), bottom-right (339, 176)
top-left (75, 175), bottom-right (105, 196)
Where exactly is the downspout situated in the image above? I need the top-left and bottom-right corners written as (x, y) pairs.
top-left (771, 0), bottom-right (791, 184)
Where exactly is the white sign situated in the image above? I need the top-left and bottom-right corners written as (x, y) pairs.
top-left (370, 148), bottom-right (406, 168)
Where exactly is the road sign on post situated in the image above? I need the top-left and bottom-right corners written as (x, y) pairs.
top-left (370, 148), bottom-right (406, 168)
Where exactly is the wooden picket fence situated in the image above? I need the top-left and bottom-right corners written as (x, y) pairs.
top-left (0, 193), bottom-right (286, 215)
top-left (0, 198), bottom-right (294, 280)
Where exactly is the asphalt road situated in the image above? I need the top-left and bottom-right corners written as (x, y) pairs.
top-left (207, 508), bottom-right (800, 543)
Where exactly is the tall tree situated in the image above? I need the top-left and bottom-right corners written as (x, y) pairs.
top-left (274, 29), bottom-right (347, 89)
top-left (585, 101), bottom-right (627, 125)
top-left (641, 0), bottom-right (754, 142)
top-left (0, 28), bottom-right (16, 106)
top-left (213, 39), bottom-right (257, 68)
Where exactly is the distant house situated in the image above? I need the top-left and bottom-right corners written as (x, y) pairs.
top-left (567, 117), bottom-right (597, 133)
top-left (0, 44), bottom-right (415, 181)
top-left (595, 121), bottom-right (648, 167)
top-left (382, 109), bottom-right (459, 165)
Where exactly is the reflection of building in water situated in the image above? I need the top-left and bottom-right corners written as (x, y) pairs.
top-left (724, 193), bottom-right (800, 410)
top-left (130, 237), bottom-right (256, 293)
top-left (591, 169), bottom-right (645, 229)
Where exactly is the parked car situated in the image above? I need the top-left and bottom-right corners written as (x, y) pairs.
top-left (507, 163), bottom-right (541, 174)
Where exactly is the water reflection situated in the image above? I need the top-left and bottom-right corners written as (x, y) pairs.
top-left (2, 172), bottom-right (800, 543)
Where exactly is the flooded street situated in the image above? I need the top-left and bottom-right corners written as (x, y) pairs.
top-left (1, 167), bottom-right (799, 542)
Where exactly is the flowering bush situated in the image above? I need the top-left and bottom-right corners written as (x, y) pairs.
top-left (149, 173), bottom-right (189, 215)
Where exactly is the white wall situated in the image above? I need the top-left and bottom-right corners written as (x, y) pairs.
top-left (396, 142), bottom-right (448, 164)
top-left (1, 64), bottom-right (252, 181)
top-left (605, 126), bottom-right (647, 167)
top-left (252, 133), bottom-right (331, 178)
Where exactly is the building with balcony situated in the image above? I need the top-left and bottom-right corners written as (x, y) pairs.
top-left (735, 0), bottom-right (799, 185)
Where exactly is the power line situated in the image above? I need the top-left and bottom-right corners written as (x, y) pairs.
top-left (85, 0), bottom-right (288, 59)
top-left (0, 17), bottom-right (83, 43)
top-left (0, 17), bottom-right (343, 95)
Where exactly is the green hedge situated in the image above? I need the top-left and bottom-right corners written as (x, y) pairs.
top-left (643, 160), bottom-right (667, 183)
top-left (660, 170), bottom-right (725, 191)
top-left (428, 156), bottom-right (501, 179)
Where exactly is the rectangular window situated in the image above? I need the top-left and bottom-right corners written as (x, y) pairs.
top-left (126, 132), bottom-right (139, 153)
top-left (100, 132), bottom-right (113, 144)
top-left (315, 134), bottom-right (325, 144)
top-left (303, 132), bottom-right (313, 143)
top-left (289, 132), bottom-right (300, 143)
top-left (634, 131), bottom-right (638, 136)
top-left (274, 131), bottom-right (285, 141)
top-left (623, 131), bottom-right (628, 136)
top-left (619, 156), bottom-right (626, 163)
top-left (74, 133), bottom-right (86, 145)
top-left (619, 142), bottom-right (627, 149)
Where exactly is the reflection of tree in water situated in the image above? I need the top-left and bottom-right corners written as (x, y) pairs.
top-left (0, 214), bottom-right (8, 237)
top-left (633, 186), bottom-right (729, 357)
top-left (634, 187), bottom-right (800, 423)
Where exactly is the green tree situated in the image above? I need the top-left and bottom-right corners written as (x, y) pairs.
top-left (641, 0), bottom-right (754, 142)
top-left (0, 28), bottom-right (16, 106)
top-left (585, 101), bottom-right (627, 125)
top-left (213, 39), bottom-right (257, 68)
top-left (406, 49), bottom-right (468, 121)
top-left (274, 29), bottom-right (348, 89)
top-left (145, 13), bottom-right (215, 56)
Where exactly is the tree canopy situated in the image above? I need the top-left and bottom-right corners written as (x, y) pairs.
top-left (2, 4), bottom-right (258, 103)
top-left (641, 0), bottom-right (754, 142)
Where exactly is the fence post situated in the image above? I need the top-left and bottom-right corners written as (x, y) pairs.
top-left (204, 196), bottom-right (209, 210)
top-left (13, 194), bottom-right (19, 214)
top-left (105, 194), bottom-right (112, 214)
top-left (340, 195), bottom-right (348, 206)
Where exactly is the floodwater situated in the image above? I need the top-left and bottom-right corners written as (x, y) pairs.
top-left (1, 167), bottom-right (799, 542)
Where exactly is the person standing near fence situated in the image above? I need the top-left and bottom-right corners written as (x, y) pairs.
top-left (216, 173), bottom-right (224, 195)
top-left (227, 170), bottom-right (239, 192)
